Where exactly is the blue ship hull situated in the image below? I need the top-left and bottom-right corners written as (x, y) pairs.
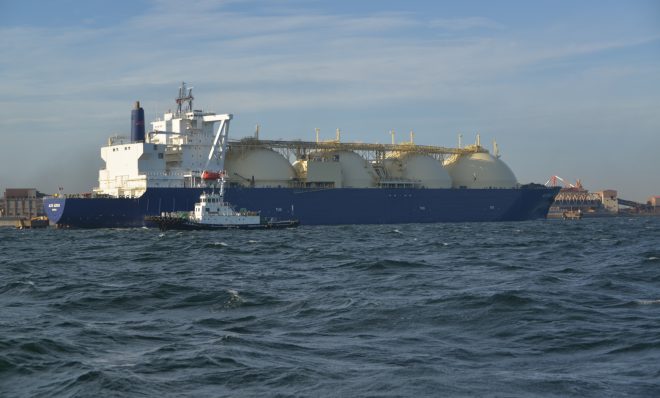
top-left (43, 186), bottom-right (560, 228)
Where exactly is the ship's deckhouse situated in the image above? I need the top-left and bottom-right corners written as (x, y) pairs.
top-left (95, 83), bottom-right (232, 198)
top-left (97, 139), bottom-right (171, 197)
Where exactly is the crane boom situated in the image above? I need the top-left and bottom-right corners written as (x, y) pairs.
top-left (202, 114), bottom-right (232, 181)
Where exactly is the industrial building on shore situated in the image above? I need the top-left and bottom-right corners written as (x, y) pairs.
top-left (0, 188), bottom-right (49, 228)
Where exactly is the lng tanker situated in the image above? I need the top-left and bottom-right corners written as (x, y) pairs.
top-left (43, 83), bottom-right (559, 228)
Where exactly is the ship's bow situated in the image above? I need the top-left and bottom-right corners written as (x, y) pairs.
top-left (43, 196), bottom-right (66, 224)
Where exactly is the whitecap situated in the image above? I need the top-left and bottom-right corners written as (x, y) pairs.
top-left (637, 299), bottom-right (660, 305)
top-left (247, 240), bottom-right (259, 244)
top-left (226, 289), bottom-right (243, 307)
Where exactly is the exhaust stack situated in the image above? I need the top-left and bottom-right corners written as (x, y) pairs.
top-left (131, 101), bottom-right (145, 142)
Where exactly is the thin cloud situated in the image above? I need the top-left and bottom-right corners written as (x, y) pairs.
top-left (429, 17), bottom-right (504, 31)
top-left (1, 1), bottom-right (658, 199)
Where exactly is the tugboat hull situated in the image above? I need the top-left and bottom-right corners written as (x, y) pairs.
top-left (145, 215), bottom-right (299, 231)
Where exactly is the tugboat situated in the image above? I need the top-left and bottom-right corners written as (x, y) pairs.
top-left (145, 106), bottom-right (298, 231)
top-left (145, 189), bottom-right (299, 231)
top-left (561, 209), bottom-right (583, 220)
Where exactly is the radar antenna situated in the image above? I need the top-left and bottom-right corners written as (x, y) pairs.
top-left (175, 82), bottom-right (194, 114)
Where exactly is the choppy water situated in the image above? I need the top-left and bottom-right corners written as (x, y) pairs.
top-left (1, 217), bottom-right (660, 397)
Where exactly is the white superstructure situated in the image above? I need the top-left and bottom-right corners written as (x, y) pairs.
top-left (95, 83), bottom-right (232, 198)
top-left (190, 191), bottom-right (260, 225)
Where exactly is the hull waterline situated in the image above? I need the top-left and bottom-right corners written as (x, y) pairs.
top-left (44, 186), bottom-right (560, 228)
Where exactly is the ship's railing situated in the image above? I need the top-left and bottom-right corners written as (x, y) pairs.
top-left (142, 170), bottom-right (190, 176)
top-left (288, 181), bottom-right (336, 189)
top-left (159, 211), bottom-right (190, 218)
top-left (377, 180), bottom-right (423, 189)
top-left (48, 192), bottom-right (114, 199)
top-left (107, 135), bottom-right (129, 146)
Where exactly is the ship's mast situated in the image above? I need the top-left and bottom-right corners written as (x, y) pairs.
top-left (175, 82), bottom-right (194, 115)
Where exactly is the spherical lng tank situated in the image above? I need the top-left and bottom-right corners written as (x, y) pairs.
top-left (292, 159), bottom-right (307, 178)
top-left (383, 153), bottom-right (452, 188)
top-left (443, 152), bottom-right (518, 188)
top-left (310, 150), bottom-right (376, 188)
top-left (225, 148), bottom-right (295, 187)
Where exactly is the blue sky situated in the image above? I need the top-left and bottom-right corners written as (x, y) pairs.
top-left (1, 0), bottom-right (659, 201)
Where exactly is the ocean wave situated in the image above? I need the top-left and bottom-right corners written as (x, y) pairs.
top-left (2, 218), bottom-right (660, 396)
top-left (643, 251), bottom-right (660, 263)
top-left (336, 259), bottom-right (430, 271)
top-left (636, 299), bottom-right (660, 305)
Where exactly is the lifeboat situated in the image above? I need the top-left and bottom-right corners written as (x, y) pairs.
top-left (201, 170), bottom-right (224, 180)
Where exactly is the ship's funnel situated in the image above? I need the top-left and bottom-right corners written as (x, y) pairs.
top-left (131, 101), bottom-right (145, 142)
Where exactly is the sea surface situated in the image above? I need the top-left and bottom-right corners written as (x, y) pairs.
top-left (1, 217), bottom-right (659, 397)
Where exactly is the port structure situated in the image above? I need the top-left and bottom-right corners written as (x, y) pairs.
top-left (545, 175), bottom-right (656, 216)
top-left (546, 175), bottom-right (603, 207)
top-left (228, 137), bottom-right (487, 163)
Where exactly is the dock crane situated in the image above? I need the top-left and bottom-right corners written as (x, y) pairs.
top-left (545, 175), bottom-right (578, 188)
